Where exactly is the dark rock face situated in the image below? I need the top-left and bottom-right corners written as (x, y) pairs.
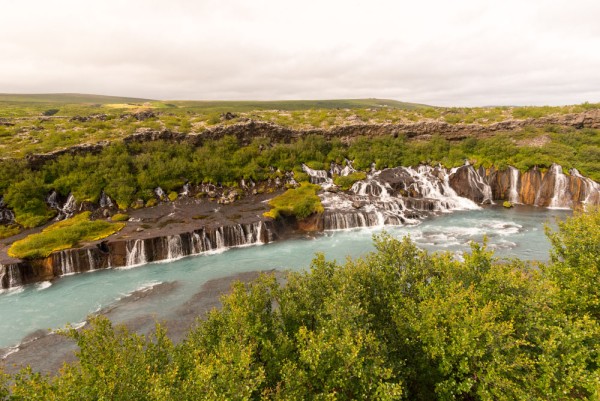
top-left (448, 165), bottom-right (491, 204)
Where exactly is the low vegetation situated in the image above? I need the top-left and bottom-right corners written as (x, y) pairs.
top-left (2, 210), bottom-right (599, 400)
top-left (8, 212), bottom-right (124, 259)
top-left (110, 213), bottom-right (129, 222)
top-left (264, 182), bottom-right (323, 220)
top-left (332, 171), bottom-right (367, 190)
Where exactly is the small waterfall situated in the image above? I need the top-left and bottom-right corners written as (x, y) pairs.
top-left (46, 191), bottom-right (60, 210)
top-left (87, 249), bottom-right (97, 270)
top-left (2, 264), bottom-right (23, 288)
top-left (155, 187), bottom-right (166, 200)
top-left (215, 228), bottom-right (224, 249)
top-left (99, 191), bottom-right (114, 208)
top-left (570, 168), bottom-right (600, 205)
top-left (126, 239), bottom-right (147, 266)
top-left (61, 194), bottom-right (77, 219)
top-left (60, 250), bottom-right (76, 275)
top-left (180, 183), bottom-right (191, 196)
top-left (548, 164), bottom-right (571, 209)
top-left (166, 235), bottom-right (184, 260)
top-left (508, 166), bottom-right (520, 204)
top-left (302, 164), bottom-right (333, 186)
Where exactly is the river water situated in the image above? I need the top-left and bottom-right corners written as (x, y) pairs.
top-left (0, 205), bottom-right (570, 350)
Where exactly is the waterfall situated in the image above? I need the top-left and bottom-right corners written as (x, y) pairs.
top-left (302, 164), bottom-right (333, 187)
top-left (46, 191), bottom-right (60, 210)
top-left (87, 249), bottom-right (97, 270)
top-left (155, 187), bottom-right (166, 200)
top-left (60, 250), bottom-right (75, 275)
top-left (166, 235), bottom-right (184, 260)
top-left (570, 168), bottom-right (600, 205)
top-left (548, 164), bottom-right (571, 209)
top-left (215, 228), bottom-right (224, 249)
top-left (62, 194), bottom-right (77, 218)
top-left (3, 264), bottom-right (23, 288)
top-left (180, 183), bottom-right (191, 196)
top-left (99, 191), bottom-right (114, 208)
top-left (508, 167), bottom-right (520, 204)
top-left (126, 239), bottom-right (147, 266)
top-left (315, 165), bottom-right (482, 231)
top-left (409, 166), bottom-right (480, 211)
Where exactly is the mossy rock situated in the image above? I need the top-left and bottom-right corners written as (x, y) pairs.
top-left (503, 201), bottom-right (513, 208)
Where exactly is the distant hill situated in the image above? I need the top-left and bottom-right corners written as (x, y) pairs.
top-left (0, 93), bottom-right (153, 104)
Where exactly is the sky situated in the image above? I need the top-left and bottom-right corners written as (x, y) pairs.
top-left (1, 0), bottom-right (600, 106)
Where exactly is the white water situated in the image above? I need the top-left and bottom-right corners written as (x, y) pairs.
top-left (0, 206), bottom-right (570, 350)
top-left (508, 167), bottom-right (520, 204)
top-left (125, 239), bottom-right (147, 267)
top-left (548, 164), bottom-right (571, 209)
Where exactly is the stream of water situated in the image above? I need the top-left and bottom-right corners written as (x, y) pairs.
top-left (0, 206), bottom-right (570, 350)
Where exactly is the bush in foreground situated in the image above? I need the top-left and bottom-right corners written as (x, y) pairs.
top-left (2, 210), bottom-right (600, 400)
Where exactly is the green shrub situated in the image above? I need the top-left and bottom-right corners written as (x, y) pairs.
top-left (0, 225), bottom-right (20, 239)
top-left (111, 213), bottom-right (129, 222)
top-left (333, 171), bottom-right (367, 190)
top-left (8, 212), bottom-right (125, 259)
top-left (264, 182), bottom-right (323, 220)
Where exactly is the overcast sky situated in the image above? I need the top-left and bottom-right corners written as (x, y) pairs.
top-left (1, 0), bottom-right (599, 106)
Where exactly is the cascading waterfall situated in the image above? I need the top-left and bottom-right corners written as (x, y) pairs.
top-left (302, 164), bottom-right (333, 187)
top-left (166, 235), bottom-right (184, 260)
top-left (87, 249), bottom-right (97, 271)
top-left (508, 167), bottom-right (520, 204)
top-left (548, 164), bottom-right (571, 209)
top-left (154, 187), bottom-right (166, 200)
top-left (126, 239), bottom-right (147, 266)
top-left (316, 164), bottom-right (482, 231)
top-left (215, 228), bottom-right (224, 249)
top-left (60, 250), bottom-right (75, 275)
top-left (4, 264), bottom-right (22, 288)
top-left (99, 191), bottom-right (114, 208)
top-left (570, 168), bottom-right (600, 205)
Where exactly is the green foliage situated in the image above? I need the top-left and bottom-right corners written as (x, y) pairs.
top-left (110, 213), bottom-right (129, 222)
top-left (545, 208), bottom-right (600, 318)
top-left (333, 171), bottom-right (367, 190)
top-left (168, 191), bottom-right (178, 202)
top-left (0, 225), bottom-right (20, 239)
top-left (264, 182), bottom-right (323, 220)
top-left (8, 212), bottom-right (124, 259)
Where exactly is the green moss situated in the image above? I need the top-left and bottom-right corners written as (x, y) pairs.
top-left (145, 198), bottom-right (158, 207)
top-left (503, 201), bottom-right (513, 208)
top-left (8, 212), bottom-right (125, 259)
top-left (168, 191), bottom-right (178, 202)
top-left (0, 225), bottom-right (20, 239)
top-left (111, 213), bottom-right (130, 222)
top-left (333, 171), bottom-right (367, 190)
top-left (264, 182), bottom-right (323, 220)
